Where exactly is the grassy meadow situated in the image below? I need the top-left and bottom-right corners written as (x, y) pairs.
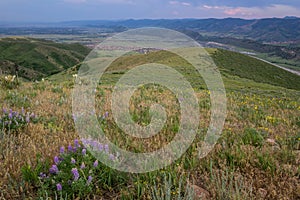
top-left (0, 48), bottom-right (299, 199)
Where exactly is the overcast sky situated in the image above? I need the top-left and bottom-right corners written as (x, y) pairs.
top-left (1, 0), bottom-right (300, 22)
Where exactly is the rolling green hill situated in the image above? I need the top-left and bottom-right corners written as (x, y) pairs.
top-left (210, 49), bottom-right (300, 90)
top-left (54, 48), bottom-right (300, 91)
top-left (1, 37), bottom-right (299, 90)
top-left (0, 37), bottom-right (91, 80)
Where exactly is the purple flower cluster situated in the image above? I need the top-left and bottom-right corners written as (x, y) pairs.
top-left (87, 176), bottom-right (93, 185)
top-left (49, 165), bottom-right (59, 174)
top-left (56, 183), bottom-right (62, 191)
top-left (71, 157), bottom-right (76, 164)
top-left (81, 138), bottom-right (118, 161)
top-left (38, 139), bottom-right (120, 193)
top-left (71, 168), bottom-right (80, 181)
top-left (0, 107), bottom-right (36, 131)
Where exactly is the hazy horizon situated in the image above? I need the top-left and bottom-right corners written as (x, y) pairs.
top-left (1, 0), bottom-right (300, 22)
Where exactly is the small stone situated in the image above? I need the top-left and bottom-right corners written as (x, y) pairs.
top-left (266, 138), bottom-right (276, 145)
top-left (189, 184), bottom-right (211, 200)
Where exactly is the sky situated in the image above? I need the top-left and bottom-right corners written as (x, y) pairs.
top-left (1, 0), bottom-right (300, 22)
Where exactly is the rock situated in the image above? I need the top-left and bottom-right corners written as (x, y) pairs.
top-left (266, 138), bottom-right (276, 145)
top-left (188, 184), bottom-right (211, 200)
top-left (266, 138), bottom-right (281, 150)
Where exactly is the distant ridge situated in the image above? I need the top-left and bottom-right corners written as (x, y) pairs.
top-left (1, 17), bottom-right (300, 42)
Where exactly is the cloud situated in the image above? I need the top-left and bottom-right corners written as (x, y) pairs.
top-left (181, 2), bottom-right (191, 6)
top-left (169, 1), bottom-right (191, 7)
top-left (201, 4), bottom-right (300, 18)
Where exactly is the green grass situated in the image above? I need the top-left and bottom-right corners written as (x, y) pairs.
top-left (211, 49), bottom-right (300, 90)
top-left (0, 37), bottom-right (91, 80)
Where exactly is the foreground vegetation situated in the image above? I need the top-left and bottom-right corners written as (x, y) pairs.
top-left (0, 49), bottom-right (299, 199)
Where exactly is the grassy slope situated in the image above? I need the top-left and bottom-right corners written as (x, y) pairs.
top-left (51, 48), bottom-right (300, 92)
top-left (1, 46), bottom-right (300, 199)
top-left (0, 37), bottom-right (91, 80)
top-left (211, 49), bottom-right (300, 90)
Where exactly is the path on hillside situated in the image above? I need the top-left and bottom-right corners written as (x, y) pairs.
top-left (249, 56), bottom-right (300, 76)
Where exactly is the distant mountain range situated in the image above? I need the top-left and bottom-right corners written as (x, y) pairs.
top-left (1, 17), bottom-right (300, 42)
top-left (97, 17), bottom-right (300, 42)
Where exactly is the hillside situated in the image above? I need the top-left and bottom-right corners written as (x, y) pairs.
top-left (2, 47), bottom-right (300, 200)
top-left (54, 48), bottom-right (300, 91)
top-left (0, 37), bottom-right (91, 80)
top-left (210, 49), bottom-right (300, 90)
top-left (1, 44), bottom-right (300, 199)
top-left (1, 37), bottom-right (299, 90)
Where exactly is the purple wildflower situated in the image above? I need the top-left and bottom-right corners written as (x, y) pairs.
top-left (3, 108), bottom-right (7, 113)
top-left (98, 143), bottom-right (103, 151)
top-left (39, 172), bottom-right (46, 178)
top-left (81, 138), bottom-right (87, 146)
top-left (109, 154), bottom-right (115, 161)
top-left (54, 156), bottom-right (60, 164)
top-left (74, 139), bottom-right (80, 148)
top-left (30, 113), bottom-right (35, 118)
top-left (8, 112), bottom-right (12, 119)
top-left (92, 141), bottom-right (98, 149)
top-left (71, 158), bottom-right (76, 164)
top-left (93, 160), bottom-right (98, 167)
top-left (71, 168), bottom-right (79, 181)
top-left (68, 144), bottom-right (73, 152)
top-left (104, 144), bottom-right (109, 153)
top-left (25, 114), bottom-right (30, 123)
top-left (82, 148), bottom-right (86, 155)
top-left (21, 107), bottom-right (24, 114)
top-left (87, 176), bottom-right (93, 185)
top-left (49, 165), bottom-right (59, 174)
top-left (56, 183), bottom-right (62, 191)
top-left (60, 146), bottom-right (65, 154)
top-left (80, 162), bottom-right (85, 169)
top-left (102, 111), bottom-right (109, 119)
top-left (12, 111), bottom-right (18, 117)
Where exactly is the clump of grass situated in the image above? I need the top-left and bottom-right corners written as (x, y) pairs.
top-left (209, 163), bottom-right (254, 200)
top-left (0, 75), bottom-right (19, 89)
top-left (240, 128), bottom-right (265, 148)
top-left (4, 90), bottom-right (31, 108)
top-left (149, 172), bottom-right (194, 200)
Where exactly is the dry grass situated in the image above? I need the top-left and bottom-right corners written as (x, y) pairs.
top-left (0, 78), bottom-right (299, 199)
